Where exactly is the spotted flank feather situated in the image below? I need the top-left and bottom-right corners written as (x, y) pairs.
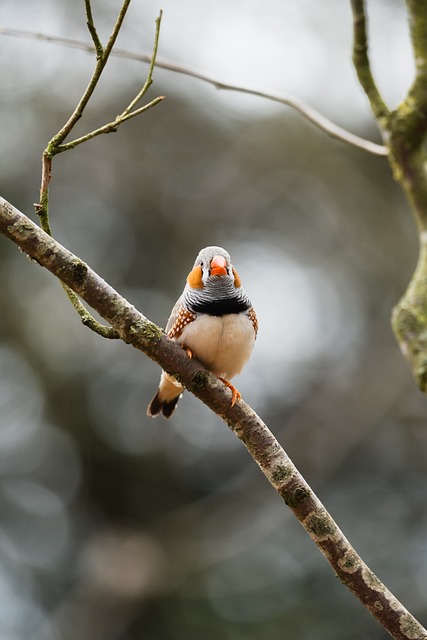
top-left (248, 308), bottom-right (258, 336)
top-left (168, 308), bottom-right (197, 340)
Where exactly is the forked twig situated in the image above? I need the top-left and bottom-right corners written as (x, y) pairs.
top-left (350, 0), bottom-right (390, 130)
top-left (33, 1), bottom-right (164, 339)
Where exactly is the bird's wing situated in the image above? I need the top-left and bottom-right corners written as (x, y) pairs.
top-left (165, 295), bottom-right (183, 334)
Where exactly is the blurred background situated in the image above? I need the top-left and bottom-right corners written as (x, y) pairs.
top-left (1, 0), bottom-right (427, 638)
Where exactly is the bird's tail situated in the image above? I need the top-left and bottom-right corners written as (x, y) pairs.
top-left (146, 372), bottom-right (183, 419)
top-left (146, 391), bottom-right (181, 418)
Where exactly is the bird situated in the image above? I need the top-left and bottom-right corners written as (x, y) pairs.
top-left (147, 246), bottom-right (258, 418)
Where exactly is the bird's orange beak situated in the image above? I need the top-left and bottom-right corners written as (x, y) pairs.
top-left (210, 255), bottom-right (227, 276)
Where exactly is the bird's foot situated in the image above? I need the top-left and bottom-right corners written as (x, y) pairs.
top-left (183, 346), bottom-right (193, 359)
top-left (219, 378), bottom-right (241, 407)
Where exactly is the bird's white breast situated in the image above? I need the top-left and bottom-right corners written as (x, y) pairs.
top-left (176, 313), bottom-right (255, 379)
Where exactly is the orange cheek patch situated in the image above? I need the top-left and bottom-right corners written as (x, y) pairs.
top-left (187, 265), bottom-right (204, 289)
top-left (233, 267), bottom-right (242, 288)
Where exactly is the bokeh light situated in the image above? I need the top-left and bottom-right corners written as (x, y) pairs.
top-left (1, 1), bottom-right (426, 639)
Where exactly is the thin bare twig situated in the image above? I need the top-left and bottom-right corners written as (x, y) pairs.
top-left (122, 10), bottom-right (163, 116)
top-left (57, 95), bottom-right (164, 152)
top-left (350, 0), bottom-right (390, 127)
top-left (63, 285), bottom-right (120, 338)
top-left (38, 0), bottom-right (134, 228)
top-left (84, 0), bottom-right (103, 58)
top-left (401, 0), bottom-right (427, 145)
top-left (33, 2), bottom-right (164, 340)
top-left (49, 0), bottom-right (132, 149)
top-left (56, 10), bottom-right (165, 153)
top-left (0, 195), bottom-right (426, 640)
top-left (0, 26), bottom-right (387, 157)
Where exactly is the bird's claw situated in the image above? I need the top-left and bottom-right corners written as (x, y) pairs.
top-left (219, 377), bottom-right (241, 407)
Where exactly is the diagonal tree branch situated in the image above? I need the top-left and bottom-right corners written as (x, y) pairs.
top-left (0, 195), bottom-right (426, 640)
top-left (0, 27), bottom-right (387, 157)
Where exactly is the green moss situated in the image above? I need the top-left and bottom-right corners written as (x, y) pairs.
top-left (392, 304), bottom-right (422, 340)
top-left (415, 356), bottom-right (427, 391)
top-left (129, 320), bottom-right (163, 341)
top-left (271, 464), bottom-right (292, 485)
top-left (189, 370), bottom-right (210, 391)
top-left (285, 486), bottom-right (310, 509)
top-left (399, 612), bottom-right (426, 639)
top-left (71, 259), bottom-right (88, 286)
top-left (141, 322), bottom-right (163, 340)
top-left (306, 513), bottom-right (334, 539)
top-left (362, 568), bottom-right (382, 591)
top-left (392, 300), bottom-right (427, 391)
top-left (338, 550), bottom-right (359, 574)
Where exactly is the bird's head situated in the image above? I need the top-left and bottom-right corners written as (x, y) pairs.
top-left (186, 246), bottom-right (242, 290)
